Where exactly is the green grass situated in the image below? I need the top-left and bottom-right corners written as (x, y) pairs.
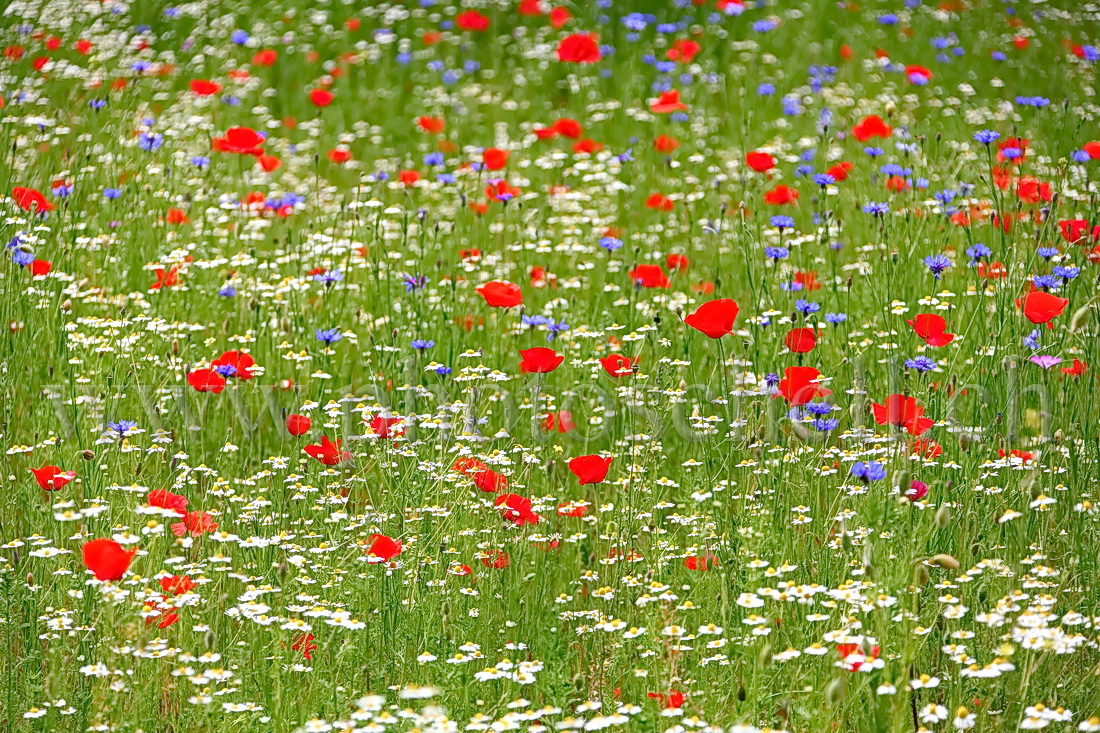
top-left (1, 0), bottom-right (1100, 731)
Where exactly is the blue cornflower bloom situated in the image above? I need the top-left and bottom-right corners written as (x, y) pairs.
top-left (316, 328), bottom-right (343, 344)
top-left (1023, 329), bottom-right (1042, 349)
top-left (1037, 247), bottom-right (1058, 260)
top-left (231, 29), bottom-right (250, 44)
top-left (546, 318), bottom-right (570, 341)
top-left (1053, 266), bottom-right (1080, 281)
top-left (103, 188), bottom-right (122, 200)
top-left (411, 339), bottom-right (435, 351)
top-left (403, 274), bottom-right (428, 292)
top-left (435, 365), bottom-right (453, 376)
top-left (863, 201), bottom-right (890, 216)
top-left (1074, 150), bottom-right (1093, 163)
top-left (924, 254), bottom-right (951, 279)
top-left (314, 270), bottom-right (344, 285)
top-left (214, 364), bottom-right (237, 378)
top-left (966, 244), bottom-right (991, 262)
top-left (423, 152), bottom-right (444, 166)
top-left (864, 146), bottom-right (885, 157)
top-left (764, 372), bottom-right (780, 388)
top-left (770, 215), bottom-right (796, 230)
top-left (795, 299), bottom-right (821, 315)
top-left (108, 420), bottom-right (138, 435)
top-left (813, 418), bottom-right (840, 432)
top-left (599, 236), bottom-right (623, 252)
top-left (812, 173), bottom-right (835, 187)
top-left (757, 83), bottom-right (775, 96)
top-left (764, 246), bottom-right (789, 260)
top-left (905, 356), bottom-right (938, 372)
top-left (138, 132), bottom-right (163, 152)
top-left (12, 249), bottom-right (33, 267)
top-left (851, 461), bottom-right (887, 482)
top-left (825, 312), bottom-right (847, 324)
top-left (218, 284), bottom-right (237, 297)
top-left (1032, 274), bottom-right (1059, 290)
top-left (805, 402), bottom-right (833, 416)
top-left (974, 130), bottom-right (1000, 145)
top-left (191, 156), bottom-right (210, 168)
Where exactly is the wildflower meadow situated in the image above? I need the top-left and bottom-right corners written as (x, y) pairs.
top-left (2, 0), bottom-right (1100, 730)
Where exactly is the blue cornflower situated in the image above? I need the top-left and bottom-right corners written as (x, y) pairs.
top-left (966, 244), bottom-right (991, 262)
top-left (423, 152), bottom-right (444, 166)
top-left (316, 328), bottom-right (343, 344)
top-left (878, 13), bottom-right (899, 25)
top-left (1023, 329), bottom-right (1042, 349)
top-left (435, 365), bottom-right (453, 376)
top-left (805, 402), bottom-right (833, 416)
top-left (864, 146), bottom-right (885, 157)
top-left (103, 188), bottom-right (122, 200)
top-left (813, 418), bottom-right (840, 432)
top-left (1000, 147), bottom-right (1022, 161)
top-left (795, 299), bottom-right (821, 315)
top-left (411, 339), bottom-right (435, 351)
top-left (218, 284), bottom-right (237, 298)
top-left (138, 132), bottom-right (163, 152)
top-left (231, 29), bottom-right (250, 44)
top-left (1032, 274), bottom-right (1059, 290)
top-left (863, 201), bottom-right (890, 217)
top-left (812, 173), bottom-right (835, 187)
top-left (764, 246), bottom-right (789, 260)
top-left (764, 372), bottom-right (780, 388)
top-left (770, 215), bottom-right (795, 230)
top-left (974, 130), bottom-right (1000, 145)
top-left (1037, 247), bottom-right (1058, 260)
top-left (214, 364), bottom-right (237, 378)
top-left (752, 19), bottom-right (777, 32)
top-left (314, 270), bottom-right (344, 285)
top-left (403, 274), bottom-right (428, 292)
top-left (546, 318), bottom-right (570, 341)
top-left (12, 249), bottom-right (33, 267)
top-left (108, 420), bottom-right (138, 435)
top-left (616, 148), bottom-right (634, 163)
top-left (757, 83), bottom-right (775, 96)
top-left (599, 236), bottom-right (623, 252)
top-left (924, 254), bottom-right (951, 279)
top-left (191, 156), bottom-right (210, 168)
top-left (1053, 265), bottom-right (1080, 281)
top-left (905, 356), bottom-right (938, 372)
top-left (851, 461), bottom-right (887, 482)
top-left (825, 312), bottom-right (847, 324)
top-left (1074, 150), bottom-right (1093, 163)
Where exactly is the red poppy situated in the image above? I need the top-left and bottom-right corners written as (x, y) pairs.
top-left (456, 10), bottom-right (490, 30)
top-left (172, 510), bottom-right (218, 537)
top-left (872, 394), bottom-right (933, 436)
top-left (572, 138), bottom-right (603, 154)
top-left (650, 89), bottom-right (688, 113)
top-left (417, 116), bottom-right (445, 134)
top-left (684, 298), bottom-right (739, 339)
top-left (911, 438), bottom-right (943, 459)
top-left (309, 88), bottom-right (334, 107)
top-left (1058, 219), bottom-right (1099, 244)
top-left (481, 550), bottom-right (510, 568)
top-left (370, 414), bottom-right (403, 439)
top-left (477, 280), bottom-right (523, 307)
top-left (258, 154), bottom-right (281, 172)
top-left (776, 366), bottom-right (831, 406)
top-left (745, 150), bottom-right (776, 172)
top-left (11, 186), bottom-right (55, 212)
top-left (165, 208), bottom-right (189, 225)
top-left (520, 347), bottom-right (564, 373)
top-left (189, 79), bottom-right (221, 96)
top-left (629, 264), bottom-right (670, 288)
top-left (826, 161), bottom-right (853, 181)
top-left (82, 539), bottom-right (136, 581)
top-left (452, 457), bottom-right (488, 476)
top-left (543, 410), bottom-right (575, 433)
top-left (1016, 176), bottom-right (1052, 204)
top-left (151, 265), bottom-right (181, 290)
top-left (648, 690), bottom-right (686, 708)
top-left (907, 313), bottom-right (955, 347)
top-left (211, 350), bottom-right (256, 379)
top-left (978, 261), bottom-right (1008, 279)
top-left (304, 436), bottom-right (351, 466)
top-left (1062, 358), bottom-right (1087, 377)
top-left (328, 148), bottom-right (352, 164)
top-left (519, 0), bottom-right (544, 15)
top-left (472, 469), bottom-right (508, 493)
top-left (654, 135), bottom-right (680, 153)
top-left (286, 414), bottom-right (311, 436)
top-left (667, 39), bottom-right (700, 63)
top-left (1017, 291), bottom-right (1068, 326)
top-left (546, 117), bottom-right (583, 139)
top-left (483, 147), bottom-right (509, 170)
top-left (485, 179), bottom-right (521, 201)
top-left (568, 454), bottom-right (612, 485)
top-left (148, 489), bottom-right (188, 515)
top-left (187, 368), bottom-right (226, 393)
top-left (495, 493), bottom-right (540, 525)
top-left (212, 127), bottom-right (265, 155)
top-left (30, 259), bottom-right (51, 276)
top-left (684, 554), bottom-right (718, 571)
top-left (557, 33), bottom-right (601, 63)
top-left (253, 49), bottom-right (278, 66)
top-left (785, 328), bottom-right (816, 353)
top-left (793, 270), bottom-right (822, 291)
top-left (905, 64), bottom-right (932, 83)
top-left (367, 534), bottom-right (403, 561)
top-left (645, 192), bottom-right (674, 211)
top-left (666, 253), bottom-right (689, 271)
top-left (598, 354), bottom-right (635, 379)
top-left (764, 184), bottom-right (798, 205)
top-left (30, 465), bottom-right (75, 491)
top-left (851, 114), bottom-right (892, 142)
top-left (549, 7), bottom-right (571, 28)
top-left (291, 633), bottom-right (317, 660)
top-left (398, 169), bottom-right (420, 186)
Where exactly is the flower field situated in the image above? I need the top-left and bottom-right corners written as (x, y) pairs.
top-left (2, 0), bottom-right (1100, 730)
